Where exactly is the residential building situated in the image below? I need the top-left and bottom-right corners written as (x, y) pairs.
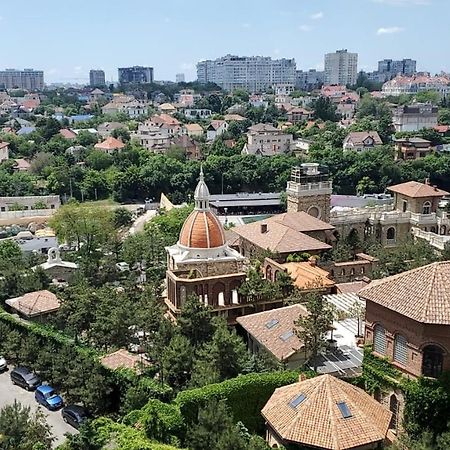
top-left (59, 129), bottom-right (77, 140)
top-left (295, 69), bottom-right (324, 91)
top-left (0, 195), bottom-right (60, 212)
top-left (150, 114), bottom-right (182, 136)
top-left (285, 106), bottom-right (313, 124)
top-left (232, 211), bottom-right (333, 261)
top-left (378, 58), bottom-right (416, 79)
top-left (170, 135), bottom-right (201, 160)
top-left (361, 261), bottom-right (450, 378)
top-left (197, 54), bottom-right (296, 92)
top-left (89, 88), bottom-right (108, 104)
top-left (176, 73), bottom-right (185, 83)
top-left (0, 68), bottom-right (44, 90)
top-left (0, 141), bottom-right (9, 162)
top-left (183, 108), bottom-right (212, 120)
top-left (132, 122), bottom-right (171, 152)
top-left (382, 75), bottom-right (450, 98)
top-left (183, 123), bottom-right (204, 138)
top-left (262, 375), bottom-right (391, 450)
top-left (392, 103), bottom-right (438, 132)
top-left (118, 66), bottom-right (154, 84)
top-left (206, 119), bottom-right (228, 141)
top-left (224, 114), bottom-right (246, 122)
top-left (5, 290), bottom-right (60, 319)
top-left (242, 123), bottom-right (292, 157)
top-left (236, 304), bottom-right (309, 368)
top-left (94, 136), bottom-right (125, 154)
top-left (97, 122), bottom-right (127, 138)
top-left (89, 69), bottom-right (106, 87)
top-left (100, 349), bottom-right (149, 374)
top-left (286, 163), bottom-right (333, 222)
top-left (324, 49), bottom-right (358, 86)
top-left (158, 103), bottom-right (177, 115)
top-left (343, 131), bottom-right (383, 152)
top-left (165, 168), bottom-right (250, 324)
top-left (13, 159), bottom-right (31, 172)
top-left (394, 137), bottom-right (433, 160)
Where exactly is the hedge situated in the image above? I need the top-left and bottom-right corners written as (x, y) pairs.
top-left (175, 371), bottom-right (302, 433)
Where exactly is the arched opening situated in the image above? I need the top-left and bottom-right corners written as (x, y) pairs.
top-left (440, 225), bottom-right (447, 235)
top-left (266, 265), bottom-right (272, 281)
top-left (422, 345), bottom-right (444, 378)
top-left (389, 394), bottom-right (399, 431)
top-left (386, 227), bottom-right (396, 243)
top-left (373, 324), bottom-right (387, 355)
top-left (307, 205), bottom-right (321, 218)
top-left (393, 334), bottom-right (408, 366)
top-left (422, 201), bottom-right (432, 215)
top-left (212, 282), bottom-right (226, 307)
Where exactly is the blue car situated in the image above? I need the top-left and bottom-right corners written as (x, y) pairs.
top-left (35, 385), bottom-right (64, 410)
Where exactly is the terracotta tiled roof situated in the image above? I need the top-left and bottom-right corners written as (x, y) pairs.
top-left (0, 141), bottom-right (9, 149)
top-left (13, 158), bottom-right (31, 171)
top-left (94, 136), bottom-right (125, 151)
top-left (236, 304), bottom-right (307, 361)
top-left (387, 181), bottom-right (448, 198)
top-left (59, 128), bottom-right (77, 139)
top-left (224, 114), bottom-right (246, 121)
top-left (209, 119), bottom-right (226, 130)
top-left (261, 374), bottom-right (392, 450)
top-left (359, 261), bottom-right (450, 324)
top-left (282, 262), bottom-right (335, 290)
top-left (343, 131), bottom-right (382, 146)
top-left (179, 210), bottom-right (225, 249)
top-left (233, 218), bottom-right (331, 254)
top-left (434, 125), bottom-right (450, 133)
top-left (336, 280), bottom-right (370, 294)
top-left (269, 212), bottom-right (334, 233)
top-left (248, 123), bottom-right (279, 133)
top-left (6, 290), bottom-right (60, 317)
top-left (184, 123), bottom-right (203, 132)
top-left (100, 349), bottom-right (148, 372)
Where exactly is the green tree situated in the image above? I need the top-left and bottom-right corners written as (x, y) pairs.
top-left (0, 401), bottom-right (53, 450)
top-left (112, 207), bottom-right (132, 228)
top-left (295, 293), bottom-right (336, 371)
top-left (163, 333), bottom-right (194, 390)
top-left (312, 97), bottom-right (339, 122)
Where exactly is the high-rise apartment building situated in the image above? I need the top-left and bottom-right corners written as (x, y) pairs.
top-left (296, 69), bottom-right (325, 91)
top-left (89, 69), bottom-right (106, 87)
top-left (118, 66), bottom-right (154, 84)
top-left (378, 59), bottom-right (416, 76)
top-left (176, 73), bottom-right (185, 83)
top-left (324, 49), bottom-right (358, 86)
top-left (0, 68), bottom-right (44, 90)
top-left (197, 54), bottom-right (296, 92)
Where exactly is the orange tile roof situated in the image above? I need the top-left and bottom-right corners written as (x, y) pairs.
top-left (282, 262), bottom-right (335, 290)
top-left (7, 290), bottom-right (60, 317)
top-left (100, 349), bottom-right (149, 373)
top-left (0, 141), bottom-right (9, 149)
top-left (359, 261), bottom-right (450, 324)
top-left (59, 128), bottom-right (77, 139)
top-left (270, 211), bottom-right (334, 233)
top-left (387, 181), bottom-right (448, 198)
top-left (179, 210), bottom-right (225, 249)
top-left (261, 374), bottom-right (392, 450)
top-left (94, 136), bottom-right (125, 150)
top-left (236, 304), bottom-right (308, 361)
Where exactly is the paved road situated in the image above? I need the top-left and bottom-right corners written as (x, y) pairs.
top-left (128, 210), bottom-right (157, 235)
top-left (0, 368), bottom-right (76, 448)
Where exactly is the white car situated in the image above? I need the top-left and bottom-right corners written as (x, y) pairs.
top-left (116, 262), bottom-right (130, 272)
top-left (0, 356), bottom-right (7, 372)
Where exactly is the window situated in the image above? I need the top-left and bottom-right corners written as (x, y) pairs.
top-left (373, 324), bottom-right (387, 355)
top-left (265, 319), bottom-right (279, 330)
top-left (337, 401), bottom-right (352, 418)
top-left (393, 334), bottom-right (408, 365)
top-left (387, 227), bottom-right (396, 242)
top-left (289, 393), bottom-right (306, 409)
top-left (402, 200), bottom-right (408, 212)
top-left (280, 330), bottom-right (294, 342)
top-left (422, 201), bottom-right (431, 215)
top-left (422, 345), bottom-right (444, 378)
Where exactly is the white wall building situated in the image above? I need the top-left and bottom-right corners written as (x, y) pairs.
top-left (242, 124), bottom-right (293, 157)
top-left (324, 50), bottom-right (358, 86)
top-left (393, 103), bottom-right (438, 132)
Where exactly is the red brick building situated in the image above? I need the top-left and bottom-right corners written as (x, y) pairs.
top-left (360, 262), bottom-right (450, 378)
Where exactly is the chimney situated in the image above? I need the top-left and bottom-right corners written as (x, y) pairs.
top-left (260, 223), bottom-right (268, 234)
top-left (424, 178), bottom-right (430, 185)
top-left (309, 256), bottom-right (317, 267)
top-left (433, 185), bottom-right (438, 191)
top-left (298, 373), bottom-right (308, 382)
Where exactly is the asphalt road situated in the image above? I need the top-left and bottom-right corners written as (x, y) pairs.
top-left (0, 368), bottom-right (76, 448)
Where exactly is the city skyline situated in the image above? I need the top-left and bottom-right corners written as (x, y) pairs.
top-left (0, 0), bottom-right (448, 83)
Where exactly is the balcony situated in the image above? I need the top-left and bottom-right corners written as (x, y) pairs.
top-left (287, 180), bottom-right (333, 196)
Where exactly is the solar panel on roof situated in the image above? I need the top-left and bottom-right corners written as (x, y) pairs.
top-left (337, 401), bottom-right (352, 418)
top-left (279, 330), bottom-right (294, 342)
top-left (265, 319), bottom-right (279, 329)
top-left (289, 393), bottom-right (306, 408)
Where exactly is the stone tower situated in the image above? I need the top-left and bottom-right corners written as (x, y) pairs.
top-left (286, 163), bottom-right (332, 222)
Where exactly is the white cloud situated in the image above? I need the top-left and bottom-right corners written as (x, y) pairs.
top-left (372, 0), bottom-right (430, 5)
top-left (298, 24), bottom-right (312, 32)
top-left (310, 11), bottom-right (324, 20)
top-left (377, 26), bottom-right (404, 35)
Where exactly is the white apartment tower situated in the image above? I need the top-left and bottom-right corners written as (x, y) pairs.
top-left (324, 49), bottom-right (358, 86)
top-left (197, 54), bottom-right (296, 92)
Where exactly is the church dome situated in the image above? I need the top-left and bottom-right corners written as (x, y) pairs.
top-left (178, 166), bottom-right (226, 249)
top-left (179, 210), bottom-right (225, 248)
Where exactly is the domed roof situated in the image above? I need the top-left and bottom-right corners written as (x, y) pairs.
top-left (179, 210), bottom-right (225, 248)
top-left (178, 166), bottom-right (225, 249)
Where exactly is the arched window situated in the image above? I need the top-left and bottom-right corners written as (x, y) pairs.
top-left (422, 345), bottom-right (444, 378)
top-left (422, 201), bottom-right (431, 215)
top-left (373, 324), bottom-right (387, 355)
top-left (393, 334), bottom-right (408, 365)
top-left (387, 227), bottom-right (396, 242)
top-left (389, 395), bottom-right (399, 431)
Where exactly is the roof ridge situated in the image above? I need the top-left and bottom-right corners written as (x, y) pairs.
top-left (325, 376), bottom-right (340, 450)
top-left (423, 263), bottom-right (440, 323)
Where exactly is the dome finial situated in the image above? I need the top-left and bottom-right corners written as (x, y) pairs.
top-left (199, 164), bottom-right (204, 181)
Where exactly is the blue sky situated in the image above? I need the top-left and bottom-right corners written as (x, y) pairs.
top-left (1, 0), bottom-right (448, 83)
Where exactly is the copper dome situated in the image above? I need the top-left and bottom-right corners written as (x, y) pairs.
top-left (179, 210), bottom-right (225, 249)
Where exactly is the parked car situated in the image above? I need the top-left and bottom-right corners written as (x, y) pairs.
top-left (0, 356), bottom-right (7, 372)
top-left (116, 262), bottom-right (130, 272)
top-left (10, 366), bottom-right (41, 390)
top-left (35, 385), bottom-right (64, 410)
top-left (61, 405), bottom-right (89, 429)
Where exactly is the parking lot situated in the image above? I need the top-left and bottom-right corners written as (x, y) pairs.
top-left (0, 368), bottom-right (76, 448)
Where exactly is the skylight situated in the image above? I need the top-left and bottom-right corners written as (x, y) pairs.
top-left (265, 318), bottom-right (279, 329)
top-left (289, 393), bottom-right (306, 409)
top-left (337, 401), bottom-right (352, 418)
top-left (279, 330), bottom-right (294, 342)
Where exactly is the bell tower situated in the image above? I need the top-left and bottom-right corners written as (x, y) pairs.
top-left (286, 163), bottom-right (332, 222)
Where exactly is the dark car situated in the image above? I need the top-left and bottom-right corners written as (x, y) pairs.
top-left (61, 405), bottom-right (89, 429)
top-left (10, 366), bottom-right (41, 390)
top-left (35, 385), bottom-right (64, 410)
